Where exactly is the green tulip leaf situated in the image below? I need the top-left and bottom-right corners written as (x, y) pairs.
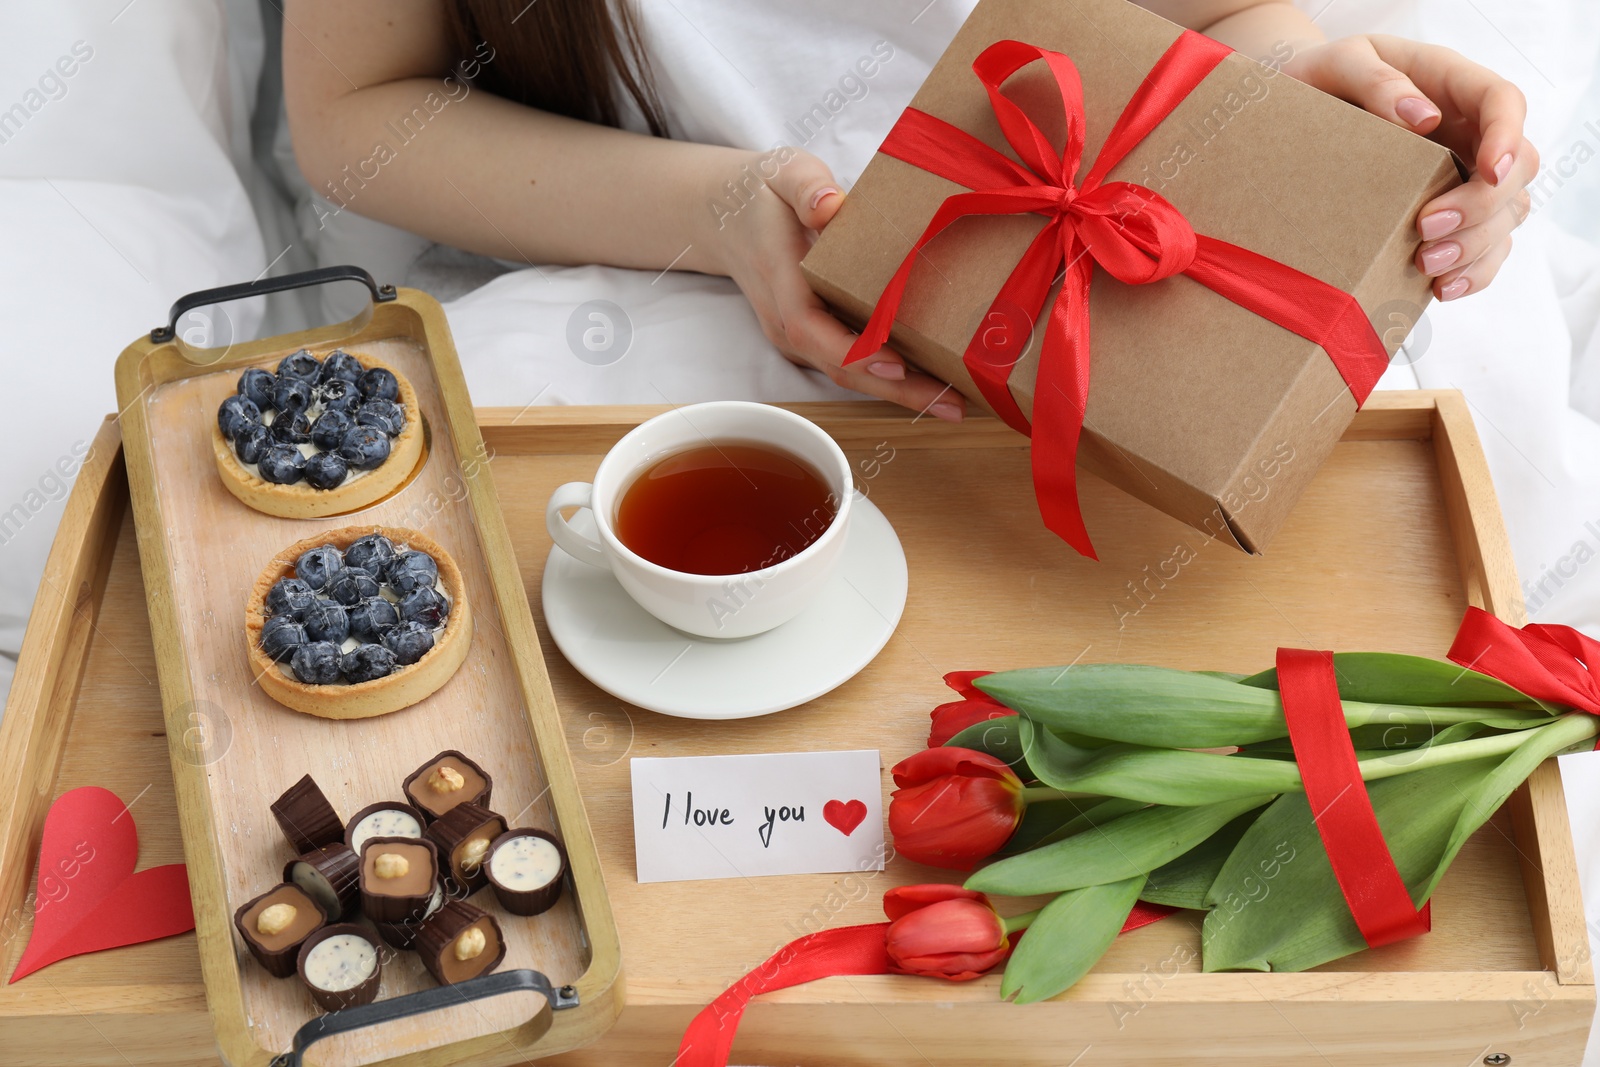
top-left (946, 716), bottom-right (1031, 779)
top-left (1142, 809), bottom-right (1263, 909)
top-left (1020, 797), bottom-right (1148, 853)
top-left (1200, 756), bottom-right (1500, 973)
top-left (1002, 796), bottom-right (1113, 855)
top-left (1418, 712), bottom-right (1599, 901)
top-left (969, 795), bottom-right (1274, 895)
top-left (1239, 652), bottom-right (1548, 710)
top-left (978, 663), bottom-right (1546, 751)
top-left (1001, 875), bottom-right (1146, 1004)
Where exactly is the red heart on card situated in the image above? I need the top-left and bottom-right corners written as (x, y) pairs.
top-left (9, 786), bottom-right (194, 983)
top-left (823, 799), bottom-right (868, 837)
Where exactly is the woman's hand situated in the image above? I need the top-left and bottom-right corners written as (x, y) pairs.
top-left (1283, 34), bottom-right (1535, 301)
top-left (705, 148), bottom-right (966, 420)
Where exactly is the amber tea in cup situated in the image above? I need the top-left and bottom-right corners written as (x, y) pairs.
top-left (614, 441), bottom-right (836, 575)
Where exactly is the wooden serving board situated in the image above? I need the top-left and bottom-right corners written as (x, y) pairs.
top-left (97, 288), bottom-right (621, 1066)
top-left (0, 392), bottom-right (1592, 1067)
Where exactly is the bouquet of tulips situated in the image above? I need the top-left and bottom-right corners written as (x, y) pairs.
top-left (888, 610), bottom-right (1600, 1003)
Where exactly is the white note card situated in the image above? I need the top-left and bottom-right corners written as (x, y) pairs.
top-left (629, 750), bottom-right (885, 883)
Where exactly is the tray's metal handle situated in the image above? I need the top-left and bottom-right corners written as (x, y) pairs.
top-left (267, 968), bottom-right (578, 1067)
top-left (149, 265), bottom-right (396, 343)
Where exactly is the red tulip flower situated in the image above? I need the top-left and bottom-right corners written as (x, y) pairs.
top-left (889, 747), bottom-right (1024, 869)
top-left (884, 884), bottom-right (1011, 980)
top-left (928, 670), bottom-right (1015, 748)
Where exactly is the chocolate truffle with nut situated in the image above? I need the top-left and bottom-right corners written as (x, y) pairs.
top-left (358, 836), bottom-right (439, 923)
top-left (402, 750), bottom-right (492, 821)
top-left (234, 882), bottom-right (328, 978)
top-left (424, 802), bottom-right (507, 895)
top-left (415, 899), bottom-right (505, 985)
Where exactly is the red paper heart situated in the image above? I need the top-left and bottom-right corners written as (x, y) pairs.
top-left (9, 786), bottom-right (194, 982)
top-left (823, 799), bottom-right (868, 837)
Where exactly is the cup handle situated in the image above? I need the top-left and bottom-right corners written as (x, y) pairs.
top-left (546, 482), bottom-right (609, 569)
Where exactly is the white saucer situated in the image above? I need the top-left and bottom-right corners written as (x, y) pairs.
top-left (540, 494), bottom-right (908, 719)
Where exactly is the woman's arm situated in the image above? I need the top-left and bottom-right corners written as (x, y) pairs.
top-left (1143, 0), bottom-right (1534, 302)
top-left (283, 0), bottom-right (963, 417)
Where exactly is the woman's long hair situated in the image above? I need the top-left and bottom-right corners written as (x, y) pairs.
top-left (442, 0), bottom-right (668, 136)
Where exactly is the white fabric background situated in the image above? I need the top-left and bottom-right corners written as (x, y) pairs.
top-left (0, 1), bottom-right (1597, 1062)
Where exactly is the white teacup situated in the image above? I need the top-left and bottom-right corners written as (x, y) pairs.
top-left (544, 401), bottom-right (853, 639)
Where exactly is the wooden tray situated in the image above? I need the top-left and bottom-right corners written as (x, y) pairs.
top-left (89, 271), bottom-right (620, 1066)
top-left (0, 391), bottom-right (1592, 1067)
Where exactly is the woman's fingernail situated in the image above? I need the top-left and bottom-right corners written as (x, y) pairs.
top-left (1440, 278), bottom-right (1470, 300)
top-left (1418, 210), bottom-right (1462, 240)
top-left (930, 401), bottom-right (964, 422)
top-left (867, 360), bottom-right (906, 380)
top-left (1421, 241), bottom-right (1461, 274)
top-left (1395, 97), bottom-right (1440, 127)
top-left (1492, 153), bottom-right (1514, 184)
top-left (809, 186), bottom-right (840, 211)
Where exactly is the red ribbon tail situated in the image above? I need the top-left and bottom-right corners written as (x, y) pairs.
top-left (1277, 648), bottom-right (1430, 948)
top-left (675, 923), bottom-right (892, 1067)
top-left (1448, 606), bottom-right (1600, 717)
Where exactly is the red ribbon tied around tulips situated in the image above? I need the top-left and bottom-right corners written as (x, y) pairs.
top-left (1277, 648), bottom-right (1431, 948)
top-left (843, 33), bottom-right (1390, 557)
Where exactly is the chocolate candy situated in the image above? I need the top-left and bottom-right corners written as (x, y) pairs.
top-left (371, 880), bottom-right (445, 951)
top-left (402, 750), bottom-right (491, 822)
top-left (358, 836), bottom-right (439, 923)
top-left (485, 829), bottom-right (567, 917)
top-left (284, 844), bottom-right (361, 921)
top-left (416, 899), bottom-right (505, 985)
top-left (234, 882), bottom-right (328, 978)
top-left (344, 800), bottom-right (425, 854)
top-left (423, 802), bottom-right (507, 895)
top-left (270, 775), bottom-right (344, 854)
top-left (296, 923), bottom-right (382, 1012)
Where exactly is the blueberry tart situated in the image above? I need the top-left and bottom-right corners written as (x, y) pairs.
top-left (246, 525), bottom-right (471, 719)
top-left (213, 349), bottom-right (424, 519)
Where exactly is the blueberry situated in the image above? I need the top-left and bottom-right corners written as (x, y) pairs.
top-left (384, 551), bottom-right (438, 595)
top-left (234, 424), bottom-right (272, 465)
top-left (382, 620), bottom-right (435, 665)
top-left (310, 408), bottom-right (356, 451)
top-left (348, 596), bottom-right (399, 640)
top-left (271, 411), bottom-right (313, 446)
top-left (340, 643), bottom-right (397, 684)
top-left (289, 641), bottom-right (343, 684)
top-left (260, 615), bottom-right (307, 661)
top-left (356, 398), bottom-right (406, 437)
top-left (239, 368), bottom-right (276, 410)
top-left (218, 395), bottom-right (261, 440)
top-left (320, 350), bottom-right (364, 385)
top-left (398, 586), bottom-right (450, 627)
top-left (358, 366), bottom-right (399, 401)
top-left (303, 451), bottom-right (348, 490)
top-left (273, 375), bottom-right (314, 416)
top-left (337, 425), bottom-right (391, 471)
top-left (345, 533), bottom-right (397, 574)
top-left (294, 545), bottom-right (344, 591)
top-left (257, 444), bottom-right (306, 485)
top-left (315, 378), bottom-right (360, 414)
top-left (266, 577), bottom-right (317, 619)
top-left (302, 598), bottom-right (350, 644)
top-left (327, 565), bottom-right (380, 606)
top-left (277, 349), bottom-right (322, 382)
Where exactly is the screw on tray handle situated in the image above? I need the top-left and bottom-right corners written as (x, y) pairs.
top-left (266, 968), bottom-right (578, 1067)
top-left (148, 264), bottom-right (396, 344)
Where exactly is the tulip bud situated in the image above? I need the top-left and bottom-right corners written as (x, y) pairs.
top-left (889, 747), bottom-right (1025, 869)
top-left (883, 884), bottom-right (1010, 980)
top-left (928, 670), bottom-right (1015, 747)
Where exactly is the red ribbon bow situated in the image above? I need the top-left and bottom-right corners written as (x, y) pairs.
top-left (843, 33), bottom-right (1391, 557)
top-left (1449, 606), bottom-right (1600, 716)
